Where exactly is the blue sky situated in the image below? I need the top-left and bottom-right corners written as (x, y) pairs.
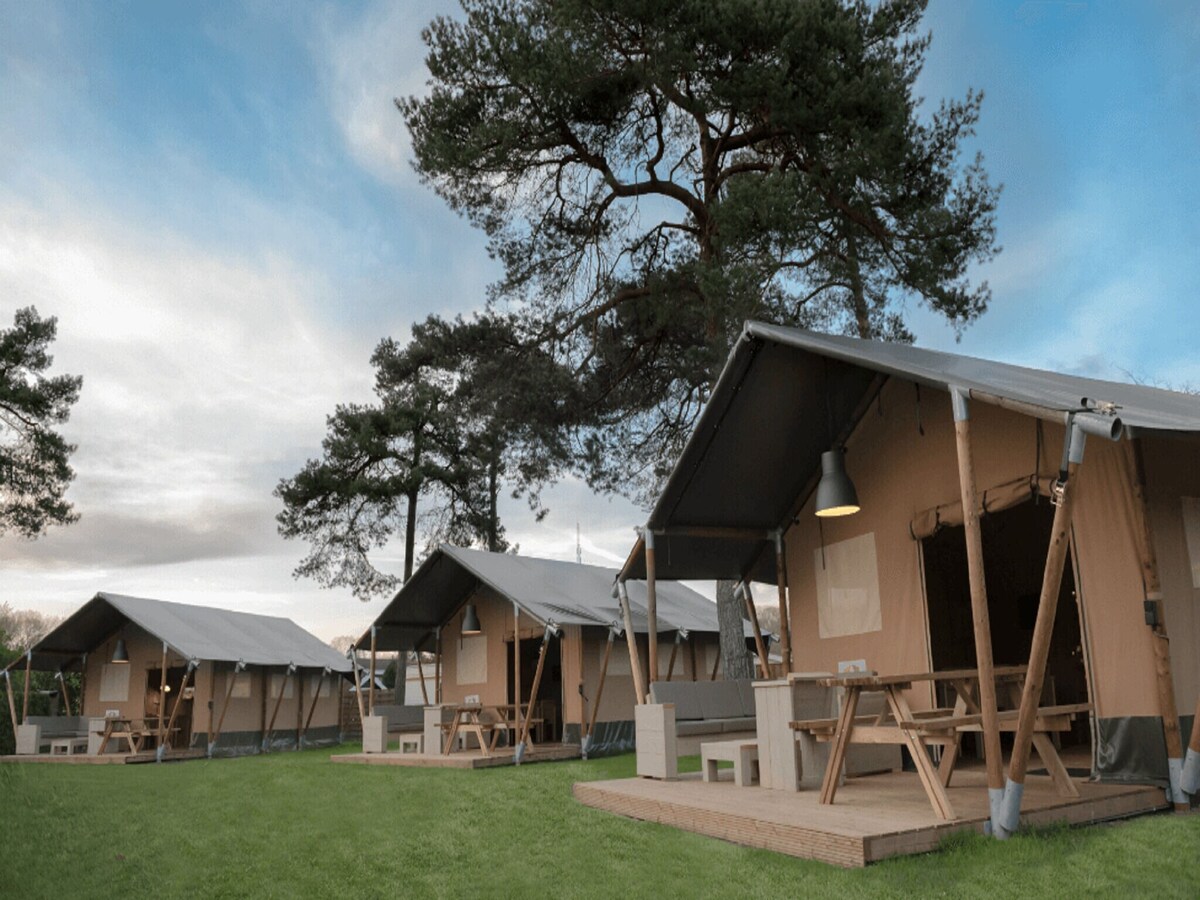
top-left (2, 1), bottom-right (1198, 639)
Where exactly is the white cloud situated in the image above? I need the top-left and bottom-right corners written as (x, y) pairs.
top-left (316, 1), bottom-right (452, 188)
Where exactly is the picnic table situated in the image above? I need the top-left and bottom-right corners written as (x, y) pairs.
top-left (95, 717), bottom-right (183, 755)
top-left (791, 667), bottom-right (1089, 821)
top-left (439, 704), bottom-right (545, 757)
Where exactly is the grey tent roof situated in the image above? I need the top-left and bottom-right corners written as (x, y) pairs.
top-left (8, 593), bottom-right (352, 673)
top-left (621, 321), bottom-right (1200, 584)
top-left (360, 545), bottom-right (732, 652)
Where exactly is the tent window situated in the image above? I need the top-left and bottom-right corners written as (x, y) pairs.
top-left (230, 672), bottom-right (252, 699)
top-left (1182, 497), bottom-right (1200, 588)
top-left (456, 635), bottom-right (487, 684)
top-left (99, 663), bottom-right (130, 702)
top-left (814, 532), bottom-right (883, 639)
top-left (312, 674), bottom-right (333, 699)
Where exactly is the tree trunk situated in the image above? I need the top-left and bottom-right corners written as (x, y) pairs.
top-left (716, 579), bottom-right (753, 679)
top-left (403, 488), bottom-right (418, 581)
top-left (846, 228), bottom-right (873, 339)
top-left (487, 458), bottom-right (500, 552)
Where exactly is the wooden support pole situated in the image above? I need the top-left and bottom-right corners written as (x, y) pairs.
top-left (519, 628), bottom-right (555, 748)
top-left (617, 581), bottom-right (646, 704)
top-left (688, 634), bottom-right (697, 682)
top-left (710, 644), bottom-right (721, 681)
top-left (951, 389), bottom-right (1007, 820)
top-left (645, 529), bottom-right (659, 687)
top-left (741, 583), bottom-right (771, 680)
top-left (665, 635), bottom-right (679, 682)
top-left (349, 654), bottom-right (366, 726)
top-left (4, 671), bottom-right (18, 732)
top-left (57, 671), bottom-right (71, 714)
top-left (21, 651), bottom-right (32, 724)
top-left (512, 602), bottom-right (523, 738)
top-left (416, 648), bottom-right (430, 705)
top-left (773, 532), bottom-right (793, 672)
top-left (367, 626), bottom-right (377, 717)
top-left (157, 642), bottom-right (168, 744)
top-left (78, 653), bottom-right (87, 718)
top-left (264, 664), bottom-right (294, 752)
top-left (585, 629), bottom-right (616, 745)
top-left (302, 667), bottom-right (328, 741)
top-left (163, 662), bottom-right (194, 750)
top-left (210, 662), bottom-right (243, 756)
top-left (1002, 454), bottom-right (1084, 834)
top-left (295, 667), bottom-right (304, 749)
top-left (1124, 437), bottom-right (1188, 808)
top-left (434, 627), bottom-right (442, 704)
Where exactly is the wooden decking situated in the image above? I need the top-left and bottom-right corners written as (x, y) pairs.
top-left (574, 766), bottom-right (1167, 867)
top-left (331, 742), bottom-right (582, 770)
top-left (1, 749), bottom-right (207, 765)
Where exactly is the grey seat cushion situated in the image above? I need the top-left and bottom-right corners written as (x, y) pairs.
top-left (676, 719), bottom-right (724, 737)
top-left (649, 681), bottom-right (704, 720)
top-left (735, 680), bottom-right (757, 717)
top-left (719, 716), bottom-right (758, 733)
top-left (698, 680), bottom-right (743, 720)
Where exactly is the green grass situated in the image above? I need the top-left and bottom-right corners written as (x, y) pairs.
top-left (1, 747), bottom-right (1197, 899)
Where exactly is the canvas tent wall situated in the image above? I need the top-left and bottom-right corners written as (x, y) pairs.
top-left (5, 593), bottom-right (352, 756)
top-left (357, 545), bottom-right (729, 755)
top-left (620, 322), bottom-right (1199, 789)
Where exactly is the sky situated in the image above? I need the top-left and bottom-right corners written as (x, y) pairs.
top-left (2, 1), bottom-right (1198, 642)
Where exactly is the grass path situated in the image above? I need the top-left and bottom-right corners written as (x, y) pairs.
top-left (1, 747), bottom-right (1197, 898)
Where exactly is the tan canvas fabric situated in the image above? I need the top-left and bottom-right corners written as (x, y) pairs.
top-left (784, 378), bottom-right (1171, 720)
top-left (1141, 435), bottom-right (1200, 713)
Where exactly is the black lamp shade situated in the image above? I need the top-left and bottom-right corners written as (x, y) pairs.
top-left (461, 603), bottom-right (482, 636)
top-left (111, 639), bottom-right (129, 663)
top-left (815, 449), bottom-right (860, 517)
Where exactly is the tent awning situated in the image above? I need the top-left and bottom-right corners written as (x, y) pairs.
top-left (621, 321), bottom-right (1200, 583)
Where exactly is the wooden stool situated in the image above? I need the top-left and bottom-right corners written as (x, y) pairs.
top-left (399, 734), bottom-right (424, 755)
top-left (701, 739), bottom-right (760, 787)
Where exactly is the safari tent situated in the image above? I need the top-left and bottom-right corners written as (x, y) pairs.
top-left (354, 545), bottom-right (733, 758)
top-left (608, 323), bottom-right (1198, 836)
top-left (4, 592), bottom-right (352, 760)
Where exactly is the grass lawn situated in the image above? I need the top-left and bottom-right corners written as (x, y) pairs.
top-left (1, 746), bottom-right (1197, 899)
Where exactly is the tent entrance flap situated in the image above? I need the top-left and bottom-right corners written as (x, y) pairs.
top-left (922, 500), bottom-right (1092, 753)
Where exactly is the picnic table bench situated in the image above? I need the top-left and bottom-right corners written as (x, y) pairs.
top-left (790, 667), bottom-right (1090, 821)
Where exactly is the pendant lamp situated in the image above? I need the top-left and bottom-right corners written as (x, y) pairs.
top-left (461, 603), bottom-right (482, 636)
top-left (111, 639), bottom-right (129, 663)
top-left (815, 448), bottom-right (860, 517)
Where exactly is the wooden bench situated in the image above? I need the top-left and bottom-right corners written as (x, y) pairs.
top-left (49, 737), bottom-right (89, 756)
top-left (701, 739), bottom-right (760, 787)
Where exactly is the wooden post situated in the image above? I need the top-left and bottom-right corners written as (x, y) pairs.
top-left (645, 529), bottom-right (659, 688)
top-left (4, 671), bottom-right (17, 731)
top-left (710, 644), bottom-right (721, 681)
top-left (617, 582), bottom-right (646, 704)
top-left (349, 654), bottom-right (366, 726)
top-left (21, 651), bottom-right (32, 724)
top-left (368, 626), bottom-right (377, 717)
top-left (688, 634), bottom-right (697, 682)
top-left (1002, 451), bottom-right (1085, 835)
top-left (57, 671), bottom-right (71, 714)
top-left (209, 662), bottom-right (243, 757)
top-left (434, 627), bottom-right (442, 705)
top-left (665, 634), bottom-right (679, 682)
top-left (519, 627), bottom-right (555, 749)
top-left (416, 648), bottom-right (430, 705)
top-left (157, 642), bottom-right (168, 745)
top-left (512, 602), bottom-right (523, 739)
top-left (163, 662), bottom-right (194, 751)
top-left (264, 664), bottom-right (294, 752)
top-left (585, 628), bottom-right (617, 747)
top-left (741, 582), bottom-right (771, 679)
top-left (773, 532), bottom-right (793, 672)
top-left (295, 667), bottom-right (304, 750)
top-left (302, 667), bottom-right (327, 742)
top-left (1124, 437), bottom-right (1188, 809)
top-left (951, 389), bottom-right (1006, 825)
top-left (78, 653), bottom-right (87, 718)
